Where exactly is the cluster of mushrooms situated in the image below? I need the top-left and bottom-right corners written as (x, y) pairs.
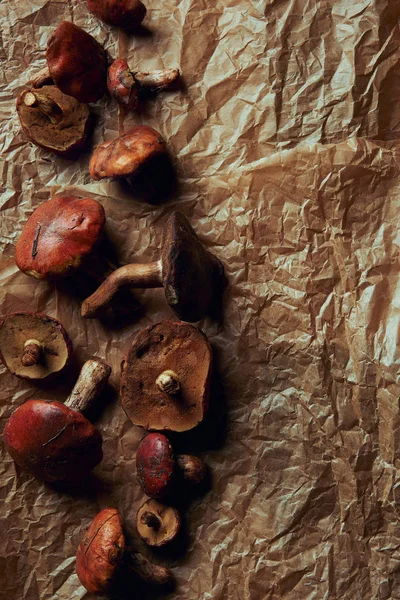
top-left (3, 1), bottom-right (226, 597)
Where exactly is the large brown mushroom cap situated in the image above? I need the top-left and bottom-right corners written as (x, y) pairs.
top-left (0, 312), bottom-right (72, 381)
top-left (87, 0), bottom-right (146, 32)
top-left (161, 211), bottom-right (224, 322)
top-left (3, 399), bottom-right (103, 482)
top-left (89, 126), bottom-right (166, 180)
top-left (15, 196), bottom-right (105, 280)
top-left (121, 321), bottom-right (212, 432)
top-left (137, 499), bottom-right (181, 547)
top-left (16, 86), bottom-right (91, 155)
top-left (46, 22), bottom-right (108, 103)
top-left (76, 508), bottom-right (125, 595)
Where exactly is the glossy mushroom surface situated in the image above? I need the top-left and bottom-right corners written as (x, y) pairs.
top-left (136, 432), bottom-right (175, 498)
top-left (87, 0), bottom-right (146, 32)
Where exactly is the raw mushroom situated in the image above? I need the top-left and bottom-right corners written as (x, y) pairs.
top-left (137, 499), bottom-right (181, 547)
top-left (76, 507), bottom-right (173, 596)
top-left (82, 211), bottom-right (224, 322)
top-left (107, 59), bottom-right (180, 111)
top-left (87, 0), bottom-right (147, 32)
top-left (16, 86), bottom-right (92, 155)
top-left (0, 312), bottom-right (72, 381)
top-left (32, 22), bottom-right (108, 103)
top-left (3, 359), bottom-right (111, 482)
top-left (121, 321), bottom-right (212, 432)
top-left (89, 125), bottom-right (166, 181)
top-left (136, 433), bottom-right (207, 498)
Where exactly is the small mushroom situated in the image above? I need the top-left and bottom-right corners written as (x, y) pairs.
top-left (76, 507), bottom-right (173, 596)
top-left (121, 321), bottom-right (212, 432)
top-left (16, 86), bottom-right (92, 155)
top-left (32, 22), bottom-right (108, 103)
top-left (136, 433), bottom-right (207, 498)
top-left (82, 211), bottom-right (224, 322)
top-left (89, 125), bottom-right (166, 181)
top-left (87, 0), bottom-right (147, 32)
top-left (137, 499), bottom-right (181, 547)
top-left (0, 312), bottom-right (72, 381)
top-left (3, 359), bottom-right (111, 482)
top-left (107, 59), bottom-right (179, 111)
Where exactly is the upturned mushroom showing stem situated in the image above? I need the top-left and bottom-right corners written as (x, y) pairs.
top-left (82, 211), bottom-right (224, 323)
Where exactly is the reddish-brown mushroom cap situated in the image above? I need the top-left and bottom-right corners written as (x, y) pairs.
top-left (137, 499), bottom-right (181, 547)
top-left (121, 321), bottom-right (212, 432)
top-left (46, 22), bottom-right (108, 103)
top-left (16, 86), bottom-right (92, 155)
top-left (89, 126), bottom-right (166, 181)
top-left (0, 312), bottom-right (72, 381)
top-left (76, 508), bottom-right (125, 595)
top-left (107, 59), bottom-right (139, 111)
top-left (15, 196), bottom-right (105, 280)
top-left (87, 0), bottom-right (146, 32)
top-left (136, 433), bottom-right (175, 498)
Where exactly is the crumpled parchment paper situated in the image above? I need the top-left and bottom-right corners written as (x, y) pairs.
top-left (2, 0), bottom-right (400, 599)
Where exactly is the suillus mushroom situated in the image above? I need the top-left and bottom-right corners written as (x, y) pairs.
top-left (32, 22), bottom-right (108, 103)
top-left (137, 499), bottom-right (181, 547)
top-left (0, 312), bottom-right (72, 381)
top-left (88, 125), bottom-right (166, 181)
top-left (76, 507), bottom-right (173, 596)
top-left (121, 321), bottom-right (213, 432)
top-left (16, 85), bottom-right (92, 155)
top-left (82, 212), bottom-right (224, 322)
top-left (3, 359), bottom-right (111, 482)
top-left (136, 433), bottom-right (207, 498)
top-left (107, 59), bottom-right (179, 111)
top-left (87, 0), bottom-right (147, 32)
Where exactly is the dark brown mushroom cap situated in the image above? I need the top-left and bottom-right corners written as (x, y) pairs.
top-left (0, 312), bottom-right (72, 381)
top-left (121, 321), bottom-right (212, 432)
top-left (136, 433), bottom-right (175, 498)
top-left (89, 126), bottom-right (166, 180)
top-left (3, 399), bottom-right (103, 482)
top-left (87, 0), bottom-right (146, 32)
top-left (15, 195), bottom-right (105, 279)
top-left (76, 508), bottom-right (125, 595)
top-left (16, 86), bottom-right (92, 155)
top-left (46, 22), bottom-right (108, 103)
top-left (161, 211), bottom-right (224, 322)
top-left (136, 499), bottom-right (181, 547)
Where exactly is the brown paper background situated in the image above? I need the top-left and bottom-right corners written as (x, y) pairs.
top-left (2, 0), bottom-right (400, 598)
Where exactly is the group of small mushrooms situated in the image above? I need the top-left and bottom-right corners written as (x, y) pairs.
top-left (3, 1), bottom-right (225, 597)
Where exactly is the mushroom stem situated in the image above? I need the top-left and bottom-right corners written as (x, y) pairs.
top-left (21, 339), bottom-right (42, 367)
top-left (23, 90), bottom-right (63, 125)
top-left (30, 66), bottom-right (53, 88)
top-left (64, 359), bottom-right (111, 413)
top-left (133, 68), bottom-right (180, 90)
top-left (140, 511), bottom-right (161, 530)
top-left (81, 260), bottom-right (163, 319)
top-left (128, 551), bottom-right (173, 586)
top-left (155, 370), bottom-right (180, 395)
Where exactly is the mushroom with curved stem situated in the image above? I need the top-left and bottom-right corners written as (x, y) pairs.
top-left (76, 507), bottom-right (173, 596)
top-left (137, 499), bottom-right (181, 547)
top-left (82, 211), bottom-right (224, 323)
top-left (3, 359), bottom-right (111, 482)
top-left (0, 312), bottom-right (72, 381)
top-left (87, 0), bottom-right (147, 32)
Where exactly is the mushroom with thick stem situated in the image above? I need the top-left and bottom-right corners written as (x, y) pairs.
top-left (82, 211), bottom-right (224, 322)
top-left (121, 321), bottom-right (213, 432)
top-left (0, 312), bottom-right (72, 381)
top-left (3, 360), bottom-right (111, 482)
top-left (137, 499), bottom-right (181, 547)
top-left (76, 507), bottom-right (173, 596)
top-left (107, 59), bottom-right (180, 111)
top-left (16, 86), bottom-right (92, 155)
top-left (87, 0), bottom-right (147, 32)
top-left (136, 433), bottom-right (207, 498)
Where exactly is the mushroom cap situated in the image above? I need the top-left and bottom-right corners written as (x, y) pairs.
top-left (15, 195), bottom-right (105, 279)
top-left (87, 0), bottom-right (146, 32)
top-left (136, 499), bottom-right (181, 547)
top-left (16, 86), bottom-right (92, 155)
top-left (136, 433), bottom-right (175, 498)
top-left (121, 321), bottom-right (212, 432)
top-left (107, 59), bottom-right (139, 111)
top-left (76, 508), bottom-right (125, 595)
top-left (46, 22), bottom-right (108, 103)
top-left (3, 399), bottom-right (103, 482)
top-left (0, 312), bottom-right (72, 381)
top-left (89, 126), bottom-right (166, 180)
top-left (161, 211), bottom-right (224, 322)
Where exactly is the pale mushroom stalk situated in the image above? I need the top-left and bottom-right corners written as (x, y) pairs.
top-left (22, 90), bottom-right (62, 125)
top-left (133, 68), bottom-right (180, 90)
top-left (65, 359), bottom-right (111, 413)
top-left (21, 339), bottom-right (42, 367)
top-left (155, 370), bottom-right (180, 395)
